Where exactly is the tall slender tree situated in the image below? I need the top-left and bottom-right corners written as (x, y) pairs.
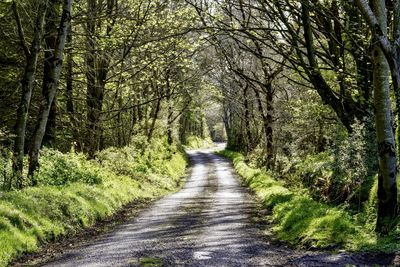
top-left (28, 0), bottom-right (73, 180)
top-left (11, 1), bottom-right (48, 189)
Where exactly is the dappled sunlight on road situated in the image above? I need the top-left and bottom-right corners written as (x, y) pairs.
top-left (42, 147), bottom-right (384, 267)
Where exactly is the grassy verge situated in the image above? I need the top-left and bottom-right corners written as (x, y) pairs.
top-left (184, 135), bottom-right (213, 149)
top-left (218, 150), bottom-right (400, 252)
top-left (0, 138), bottom-right (187, 267)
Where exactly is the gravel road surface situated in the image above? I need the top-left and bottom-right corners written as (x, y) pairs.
top-left (41, 147), bottom-right (395, 267)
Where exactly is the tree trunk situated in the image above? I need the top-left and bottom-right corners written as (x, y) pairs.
top-left (265, 83), bottom-right (274, 169)
top-left (243, 83), bottom-right (252, 152)
top-left (147, 97), bottom-right (162, 143)
top-left (254, 84), bottom-right (274, 169)
top-left (116, 96), bottom-right (123, 147)
top-left (28, 0), bottom-right (72, 180)
top-left (301, 0), bottom-right (365, 132)
top-left (127, 92), bottom-right (138, 145)
top-left (393, 0), bottom-right (400, 164)
top-left (41, 0), bottom-right (62, 147)
top-left (43, 100), bottom-right (57, 146)
top-left (85, 0), bottom-right (99, 157)
top-left (167, 104), bottom-right (174, 145)
top-left (65, 24), bottom-right (81, 150)
top-left (11, 1), bottom-right (47, 189)
top-left (28, 0), bottom-right (60, 149)
top-left (372, 0), bottom-right (398, 233)
top-left (166, 75), bottom-right (174, 145)
top-left (85, 0), bottom-right (110, 156)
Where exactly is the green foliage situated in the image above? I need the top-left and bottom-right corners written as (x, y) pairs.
top-left (218, 149), bottom-right (400, 252)
top-left (278, 119), bottom-right (378, 206)
top-left (97, 136), bottom-right (187, 181)
top-left (284, 152), bottom-right (335, 202)
top-left (360, 176), bottom-right (400, 232)
top-left (330, 119), bottom-right (378, 204)
top-left (34, 149), bottom-right (103, 186)
top-left (0, 148), bottom-right (12, 190)
top-left (184, 135), bottom-right (213, 149)
top-left (0, 139), bottom-right (187, 267)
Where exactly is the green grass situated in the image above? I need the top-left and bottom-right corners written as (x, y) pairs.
top-left (184, 135), bottom-right (213, 149)
top-left (0, 138), bottom-right (187, 267)
top-left (218, 150), bottom-right (400, 252)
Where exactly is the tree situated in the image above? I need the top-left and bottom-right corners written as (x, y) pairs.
top-left (28, 0), bottom-right (72, 180)
top-left (11, 0), bottom-right (47, 189)
top-left (355, 0), bottom-right (398, 233)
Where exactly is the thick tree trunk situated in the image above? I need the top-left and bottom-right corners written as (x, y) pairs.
top-left (11, 1), bottom-right (47, 189)
top-left (372, 0), bottom-right (398, 233)
top-left (28, 0), bottom-right (72, 179)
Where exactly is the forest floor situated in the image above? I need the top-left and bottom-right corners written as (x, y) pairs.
top-left (17, 146), bottom-right (396, 267)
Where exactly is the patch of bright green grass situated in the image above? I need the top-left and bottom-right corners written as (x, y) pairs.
top-left (218, 150), bottom-right (400, 252)
top-left (0, 139), bottom-right (187, 267)
top-left (139, 257), bottom-right (164, 267)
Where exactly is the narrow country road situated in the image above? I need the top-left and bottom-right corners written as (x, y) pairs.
top-left (40, 147), bottom-right (392, 267)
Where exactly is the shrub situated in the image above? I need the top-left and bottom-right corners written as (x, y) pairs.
top-left (33, 148), bottom-right (103, 186)
top-left (97, 137), bottom-right (187, 182)
top-left (0, 138), bottom-right (187, 266)
top-left (0, 148), bottom-right (12, 189)
top-left (184, 135), bottom-right (213, 149)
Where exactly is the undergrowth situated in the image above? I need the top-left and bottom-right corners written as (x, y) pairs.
top-left (218, 150), bottom-right (400, 253)
top-left (0, 138), bottom-right (187, 267)
top-left (183, 135), bottom-right (213, 149)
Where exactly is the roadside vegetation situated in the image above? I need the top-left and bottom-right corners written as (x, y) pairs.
top-left (0, 0), bottom-right (400, 264)
top-left (0, 138), bottom-right (187, 267)
top-left (183, 136), bottom-right (213, 149)
top-left (219, 150), bottom-right (400, 252)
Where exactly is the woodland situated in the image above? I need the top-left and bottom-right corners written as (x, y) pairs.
top-left (0, 0), bottom-right (399, 265)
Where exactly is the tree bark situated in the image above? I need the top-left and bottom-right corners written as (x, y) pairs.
top-left (393, 0), bottom-right (400, 163)
top-left (166, 73), bottom-right (174, 145)
top-left (371, 0), bottom-right (398, 233)
top-left (28, 0), bottom-right (60, 149)
top-left (264, 83), bottom-right (274, 169)
top-left (11, 1), bottom-right (47, 189)
top-left (85, 0), bottom-right (100, 157)
top-left (147, 96), bottom-right (162, 143)
top-left (65, 24), bottom-right (81, 150)
top-left (40, 0), bottom-right (62, 147)
top-left (28, 0), bottom-right (72, 180)
top-left (243, 83), bottom-right (252, 152)
top-left (43, 100), bottom-right (57, 146)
